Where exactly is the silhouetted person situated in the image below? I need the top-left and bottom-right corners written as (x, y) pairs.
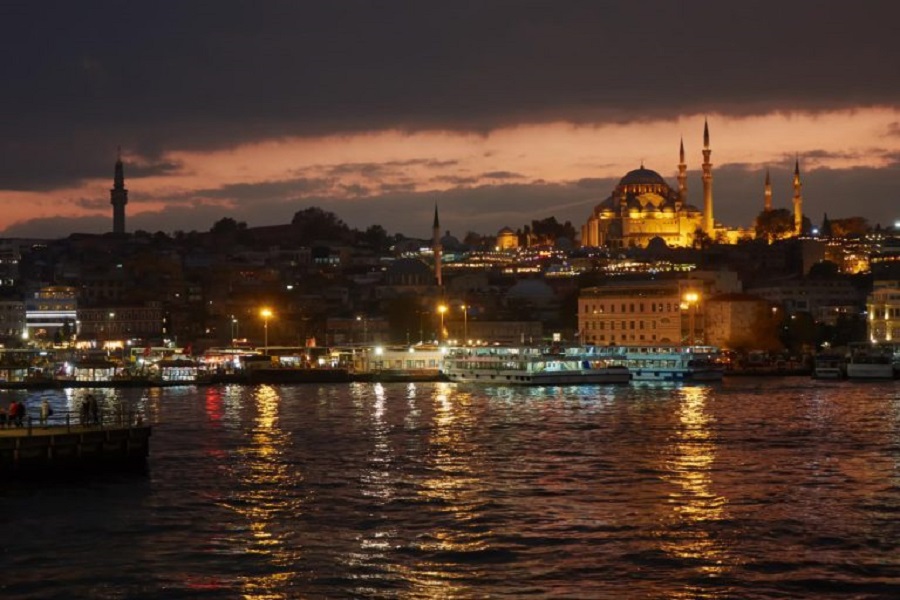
top-left (88, 394), bottom-right (99, 425)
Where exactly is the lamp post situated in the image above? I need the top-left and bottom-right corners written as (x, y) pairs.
top-left (438, 304), bottom-right (448, 341)
top-left (683, 292), bottom-right (699, 346)
top-left (230, 315), bottom-right (239, 345)
top-left (356, 315), bottom-right (368, 346)
top-left (461, 304), bottom-right (468, 345)
top-left (260, 308), bottom-right (272, 354)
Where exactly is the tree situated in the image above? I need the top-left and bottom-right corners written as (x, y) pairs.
top-left (360, 224), bottom-right (390, 253)
top-left (692, 227), bottom-right (713, 249)
top-left (291, 207), bottom-right (352, 242)
top-left (210, 217), bottom-right (247, 235)
top-left (755, 208), bottom-right (795, 243)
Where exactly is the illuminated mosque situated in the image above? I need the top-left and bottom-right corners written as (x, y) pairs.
top-left (580, 120), bottom-right (801, 248)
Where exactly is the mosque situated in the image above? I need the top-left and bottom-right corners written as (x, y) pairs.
top-left (580, 120), bottom-right (804, 248)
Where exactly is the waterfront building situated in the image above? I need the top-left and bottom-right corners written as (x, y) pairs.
top-left (866, 280), bottom-right (900, 343)
top-left (746, 277), bottom-right (863, 317)
top-left (578, 279), bottom-right (713, 346)
top-left (77, 303), bottom-right (166, 346)
top-left (24, 285), bottom-right (78, 344)
top-left (0, 300), bottom-right (26, 342)
top-left (704, 293), bottom-right (781, 351)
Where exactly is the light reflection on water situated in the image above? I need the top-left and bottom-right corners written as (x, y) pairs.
top-left (3, 379), bottom-right (900, 598)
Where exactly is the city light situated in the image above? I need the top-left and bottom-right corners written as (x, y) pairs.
top-left (260, 308), bottom-right (273, 354)
top-left (438, 304), bottom-right (448, 340)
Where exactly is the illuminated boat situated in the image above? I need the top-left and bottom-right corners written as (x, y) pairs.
top-left (592, 345), bottom-right (725, 382)
top-left (441, 346), bottom-right (631, 385)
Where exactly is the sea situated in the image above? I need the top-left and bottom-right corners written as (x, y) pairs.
top-left (3, 378), bottom-right (900, 599)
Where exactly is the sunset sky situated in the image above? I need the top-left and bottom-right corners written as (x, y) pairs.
top-left (1, 1), bottom-right (899, 239)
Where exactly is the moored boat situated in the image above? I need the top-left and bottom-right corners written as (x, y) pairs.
top-left (442, 345), bottom-right (631, 385)
top-left (813, 353), bottom-right (845, 379)
top-left (591, 344), bottom-right (725, 382)
top-left (845, 344), bottom-right (896, 380)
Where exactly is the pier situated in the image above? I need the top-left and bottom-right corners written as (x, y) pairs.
top-left (0, 419), bottom-right (151, 476)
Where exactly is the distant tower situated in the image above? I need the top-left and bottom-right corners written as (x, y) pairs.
top-left (433, 204), bottom-right (442, 287)
top-left (110, 149), bottom-right (128, 234)
top-left (764, 168), bottom-right (772, 211)
top-left (677, 137), bottom-right (687, 207)
top-left (701, 119), bottom-right (714, 235)
top-left (792, 158), bottom-right (803, 235)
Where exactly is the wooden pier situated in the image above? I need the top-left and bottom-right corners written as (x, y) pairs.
top-left (0, 422), bottom-right (152, 476)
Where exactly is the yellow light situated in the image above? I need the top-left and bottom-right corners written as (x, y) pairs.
top-left (438, 304), bottom-right (447, 314)
top-left (260, 308), bottom-right (273, 319)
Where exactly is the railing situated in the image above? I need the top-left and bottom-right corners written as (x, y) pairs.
top-left (1, 407), bottom-right (146, 436)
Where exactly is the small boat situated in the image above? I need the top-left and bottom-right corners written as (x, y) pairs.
top-left (442, 346), bottom-right (631, 385)
top-left (812, 353), bottom-right (845, 379)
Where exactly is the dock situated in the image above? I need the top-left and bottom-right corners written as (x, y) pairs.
top-left (0, 421), bottom-right (152, 476)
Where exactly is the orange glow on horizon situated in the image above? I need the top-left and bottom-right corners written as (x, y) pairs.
top-left (2, 107), bottom-right (898, 232)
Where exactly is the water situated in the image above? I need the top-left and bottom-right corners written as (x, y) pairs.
top-left (3, 379), bottom-right (900, 599)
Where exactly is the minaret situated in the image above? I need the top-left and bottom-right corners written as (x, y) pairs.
top-left (764, 168), bottom-right (772, 211)
top-left (110, 149), bottom-right (128, 234)
top-left (433, 204), bottom-right (442, 287)
top-left (792, 157), bottom-right (803, 235)
top-left (701, 119), bottom-right (714, 235)
top-left (677, 137), bottom-right (687, 207)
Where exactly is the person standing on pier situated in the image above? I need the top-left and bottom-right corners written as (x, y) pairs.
top-left (88, 394), bottom-right (99, 425)
top-left (80, 396), bottom-right (90, 425)
top-left (40, 397), bottom-right (52, 426)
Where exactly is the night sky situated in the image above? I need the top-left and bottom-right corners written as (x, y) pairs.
top-left (2, 1), bottom-right (899, 239)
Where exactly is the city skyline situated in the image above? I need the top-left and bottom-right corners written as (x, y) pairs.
top-left (1, 1), bottom-right (899, 239)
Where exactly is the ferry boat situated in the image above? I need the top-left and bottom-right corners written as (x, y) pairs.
top-left (812, 353), bottom-right (845, 379)
top-left (592, 345), bottom-right (725, 382)
top-left (441, 346), bottom-right (631, 385)
top-left (845, 344), bottom-right (897, 380)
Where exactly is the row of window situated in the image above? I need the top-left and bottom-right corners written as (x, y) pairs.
top-left (583, 320), bottom-right (658, 331)
top-left (583, 302), bottom-right (681, 314)
top-left (585, 333), bottom-right (659, 343)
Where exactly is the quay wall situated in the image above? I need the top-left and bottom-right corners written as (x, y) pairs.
top-left (0, 425), bottom-right (152, 475)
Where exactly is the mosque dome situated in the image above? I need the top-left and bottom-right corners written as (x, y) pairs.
top-left (618, 167), bottom-right (668, 188)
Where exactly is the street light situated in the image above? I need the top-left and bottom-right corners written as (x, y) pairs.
top-left (230, 315), bottom-right (239, 345)
top-left (683, 292), bottom-right (700, 346)
top-left (461, 304), bottom-right (468, 345)
top-left (438, 304), bottom-right (448, 341)
top-left (356, 315), bottom-right (368, 346)
top-left (260, 308), bottom-right (273, 354)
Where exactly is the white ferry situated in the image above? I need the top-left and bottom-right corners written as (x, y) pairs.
top-left (441, 346), bottom-right (631, 385)
top-left (591, 345), bottom-right (725, 383)
top-left (845, 344), bottom-right (898, 380)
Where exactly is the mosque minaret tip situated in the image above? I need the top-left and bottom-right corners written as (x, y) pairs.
top-left (793, 158), bottom-right (803, 235)
top-left (764, 168), bottom-right (772, 212)
top-left (110, 148), bottom-right (128, 234)
top-left (677, 137), bottom-right (687, 207)
top-left (701, 119), bottom-right (714, 236)
top-left (433, 204), bottom-right (442, 287)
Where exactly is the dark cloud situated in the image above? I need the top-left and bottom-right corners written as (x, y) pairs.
top-left (1, 1), bottom-right (898, 191)
top-left (480, 171), bottom-right (524, 180)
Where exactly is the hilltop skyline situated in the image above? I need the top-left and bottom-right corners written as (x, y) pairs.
top-left (1, 1), bottom-right (899, 239)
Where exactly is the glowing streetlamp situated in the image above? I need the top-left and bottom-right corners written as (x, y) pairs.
top-left (230, 315), bottom-right (239, 345)
top-left (260, 308), bottom-right (273, 354)
top-left (437, 304), bottom-right (448, 341)
top-left (461, 304), bottom-right (468, 345)
top-left (682, 292), bottom-right (700, 345)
